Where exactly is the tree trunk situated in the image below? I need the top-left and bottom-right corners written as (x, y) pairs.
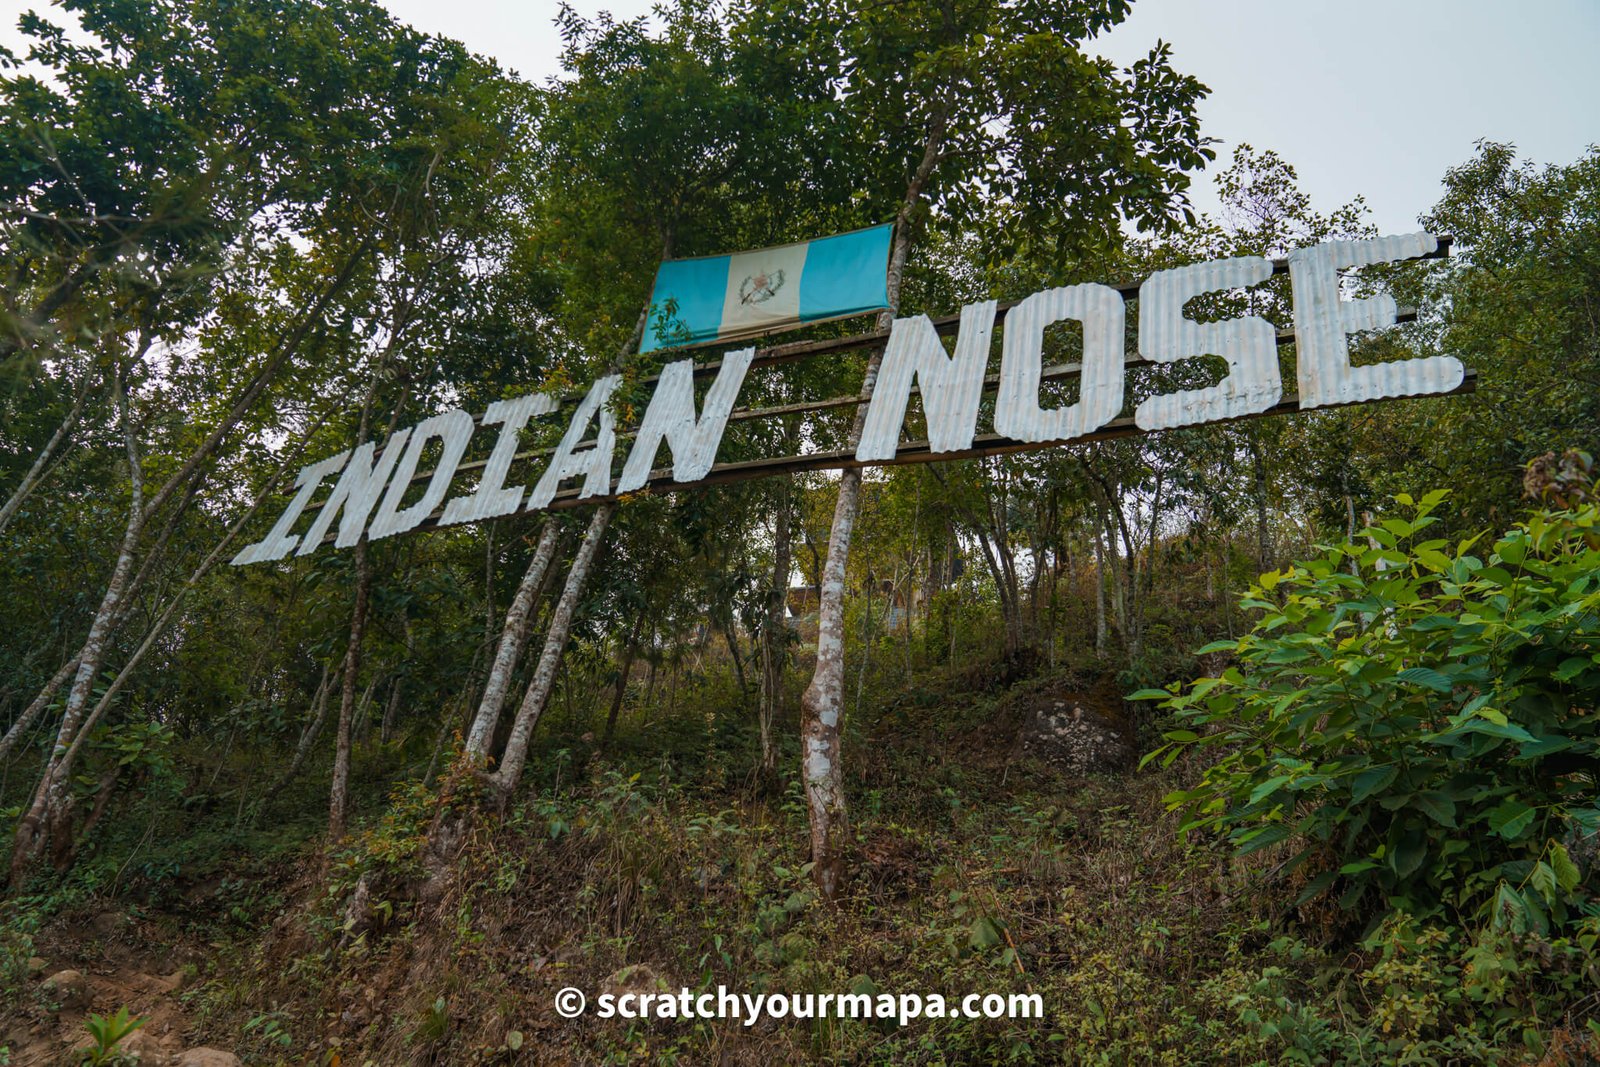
top-left (12, 363), bottom-right (145, 884)
top-left (1251, 436), bottom-right (1272, 570)
top-left (0, 654), bottom-right (81, 763)
top-left (380, 615), bottom-right (415, 744)
top-left (490, 502), bottom-right (615, 800)
top-left (602, 617), bottom-right (645, 748)
top-left (759, 487), bottom-right (792, 779)
top-left (328, 538), bottom-right (372, 841)
top-left (274, 665), bottom-right (336, 793)
top-left (1093, 520), bottom-right (1108, 655)
top-left (798, 141), bottom-right (934, 896)
top-left (721, 616), bottom-right (749, 699)
top-left (0, 368), bottom-right (94, 537)
top-left (465, 522), bottom-right (563, 759)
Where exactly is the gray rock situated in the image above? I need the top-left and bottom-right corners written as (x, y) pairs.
top-left (175, 1050), bottom-right (242, 1067)
top-left (1021, 701), bottom-right (1132, 774)
top-left (42, 968), bottom-right (90, 1009)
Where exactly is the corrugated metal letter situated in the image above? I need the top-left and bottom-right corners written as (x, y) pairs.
top-left (295, 427), bottom-right (415, 553)
top-left (441, 393), bottom-right (556, 525)
top-left (857, 301), bottom-right (997, 460)
top-left (994, 284), bottom-right (1124, 443)
top-left (526, 374), bottom-right (620, 510)
top-left (368, 408), bottom-right (476, 540)
top-left (1134, 257), bottom-right (1277, 431)
top-left (1290, 233), bottom-right (1463, 408)
top-left (617, 347), bottom-right (755, 493)
top-left (230, 452), bottom-right (348, 565)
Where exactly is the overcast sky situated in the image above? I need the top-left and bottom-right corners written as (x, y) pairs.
top-left (3, 0), bottom-right (1596, 235)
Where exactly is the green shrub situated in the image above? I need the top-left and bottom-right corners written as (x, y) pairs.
top-left (1140, 490), bottom-right (1600, 933)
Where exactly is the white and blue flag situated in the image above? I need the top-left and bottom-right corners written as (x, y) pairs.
top-left (641, 223), bottom-right (893, 354)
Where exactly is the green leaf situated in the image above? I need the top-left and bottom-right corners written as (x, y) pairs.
top-left (1350, 765), bottom-right (1398, 803)
top-left (1413, 790), bottom-right (1457, 827)
top-left (1248, 775), bottom-right (1293, 805)
top-left (1395, 667), bottom-right (1453, 692)
top-left (1128, 688), bottom-right (1171, 701)
top-left (1530, 861), bottom-right (1559, 904)
top-left (1236, 824), bottom-right (1290, 855)
top-left (1452, 719), bottom-right (1537, 744)
top-left (1391, 834), bottom-right (1427, 877)
top-left (1294, 869), bottom-right (1338, 905)
top-left (1550, 845), bottom-right (1581, 892)
top-left (1488, 800), bottom-right (1536, 840)
top-left (1517, 734), bottom-right (1576, 759)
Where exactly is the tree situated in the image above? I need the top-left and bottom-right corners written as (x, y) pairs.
top-left (750, 0), bottom-right (1211, 897)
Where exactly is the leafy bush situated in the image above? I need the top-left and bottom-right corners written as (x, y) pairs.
top-left (1140, 490), bottom-right (1600, 933)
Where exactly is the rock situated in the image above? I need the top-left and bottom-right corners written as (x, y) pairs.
top-left (341, 871), bottom-right (374, 938)
top-left (120, 1029), bottom-right (170, 1064)
top-left (26, 955), bottom-right (47, 974)
top-left (1021, 700), bottom-right (1132, 775)
top-left (175, 1050), bottom-right (242, 1067)
top-left (42, 968), bottom-right (90, 1009)
top-left (91, 909), bottom-right (126, 937)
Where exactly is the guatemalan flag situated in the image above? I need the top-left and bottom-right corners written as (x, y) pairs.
top-left (640, 223), bottom-right (894, 354)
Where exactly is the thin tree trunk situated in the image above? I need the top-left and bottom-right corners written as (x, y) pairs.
top-left (380, 616), bottom-right (415, 744)
top-left (275, 666), bottom-right (335, 792)
top-left (0, 369), bottom-right (94, 537)
top-left (0, 655), bottom-right (80, 763)
top-left (603, 617), bottom-right (645, 748)
top-left (12, 362), bottom-right (145, 881)
top-left (799, 133), bottom-right (936, 896)
top-left (721, 617), bottom-right (749, 698)
top-left (328, 538), bottom-right (371, 841)
top-left (464, 522), bottom-right (563, 759)
top-left (1093, 506), bottom-right (1108, 655)
top-left (759, 486), bottom-right (792, 779)
top-left (1251, 437), bottom-right (1271, 570)
top-left (11, 247), bottom-right (371, 882)
top-left (490, 502), bottom-right (615, 800)
top-left (854, 572), bottom-right (873, 719)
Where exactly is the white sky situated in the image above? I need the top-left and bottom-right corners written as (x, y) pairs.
top-left (3, 0), bottom-right (1596, 234)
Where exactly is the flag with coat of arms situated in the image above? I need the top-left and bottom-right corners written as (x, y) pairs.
top-left (640, 223), bottom-right (893, 354)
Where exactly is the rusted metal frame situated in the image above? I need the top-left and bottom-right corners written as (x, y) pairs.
top-left (322, 369), bottom-right (1476, 547)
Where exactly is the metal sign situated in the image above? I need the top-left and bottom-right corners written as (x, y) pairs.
top-left (231, 231), bottom-right (1469, 566)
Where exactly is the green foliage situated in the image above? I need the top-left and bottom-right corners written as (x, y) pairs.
top-left (1142, 490), bottom-right (1600, 931)
top-left (79, 1006), bottom-right (144, 1067)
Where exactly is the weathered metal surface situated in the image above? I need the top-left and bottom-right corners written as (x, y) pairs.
top-left (368, 408), bottom-right (475, 540)
top-left (857, 300), bottom-right (996, 461)
top-left (1134, 256), bottom-right (1278, 431)
top-left (617, 347), bottom-right (754, 492)
top-left (526, 374), bottom-right (618, 510)
top-left (294, 428), bottom-right (412, 554)
top-left (1290, 232), bottom-right (1465, 407)
top-left (440, 393), bottom-right (555, 525)
top-left (995, 283), bottom-right (1125, 444)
